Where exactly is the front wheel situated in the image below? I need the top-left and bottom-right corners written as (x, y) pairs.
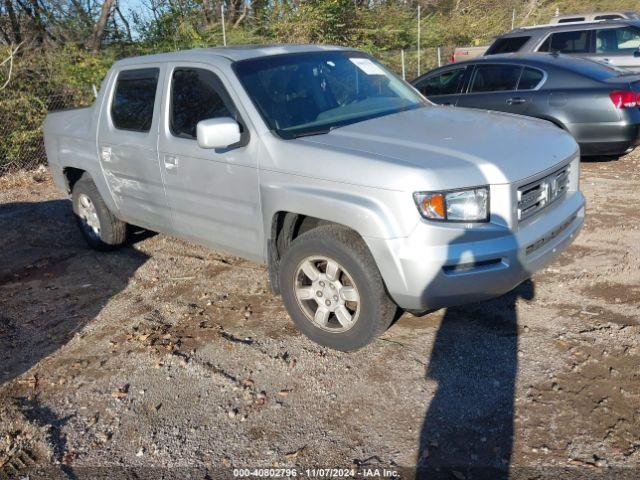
top-left (72, 174), bottom-right (127, 251)
top-left (279, 225), bottom-right (397, 351)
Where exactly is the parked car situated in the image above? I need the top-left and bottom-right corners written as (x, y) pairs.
top-left (43, 45), bottom-right (585, 351)
top-left (450, 13), bottom-right (640, 64)
top-left (550, 11), bottom-right (640, 24)
top-left (484, 19), bottom-right (640, 71)
top-left (412, 52), bottom-right (640, 157)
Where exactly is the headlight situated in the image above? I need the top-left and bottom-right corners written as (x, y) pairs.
top-left (413, 187), bottom-right (489, 222)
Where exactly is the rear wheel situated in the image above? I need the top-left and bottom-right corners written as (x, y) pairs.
top-left (72, 174), bottom-right (127, 251)
top-left (279, 225), bottom-right (396, 351)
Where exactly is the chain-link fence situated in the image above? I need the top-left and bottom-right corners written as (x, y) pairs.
top-left (0, 88), bottom-right (94, 176)
top-left (378, 46), bottom-right (456, 80)
top-left (0, 47), bottom-right (456, 177)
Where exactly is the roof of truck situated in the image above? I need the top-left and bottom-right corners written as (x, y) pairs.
top-left (114, 44), bottom-right (354, 66)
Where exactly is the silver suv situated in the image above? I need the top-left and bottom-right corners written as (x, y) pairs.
top-left (43, 45), bottom-right (585, 350)
top-left (486, 19), bottom-right (640, 71)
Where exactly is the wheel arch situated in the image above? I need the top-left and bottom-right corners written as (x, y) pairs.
top-left (63, 166), bottom-right (86, 193)
top-left (266, 211), bottom-right (346, 295)
top-left (62, 162), bottom-right (120, 215)
top-left (261, 185), bottom-right (411, 294)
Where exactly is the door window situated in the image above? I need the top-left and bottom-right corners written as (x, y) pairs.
top-left (416, 68), bottom-right (466, 96)
top-left (469, 65), bottom-right (522, 93)
top-left (595, 27), bottom-right (640, 53)
top-left (518, 67), bottom-right (545, 90)
top-left (170, 68), bottom-right (233, 139)
top-left (111, 68), bottom-right (160, 132)
top-left (538, 30), bottom-right (590, 53)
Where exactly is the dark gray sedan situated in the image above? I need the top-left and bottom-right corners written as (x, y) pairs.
top-left (412, 53), bottom-right (640, 156)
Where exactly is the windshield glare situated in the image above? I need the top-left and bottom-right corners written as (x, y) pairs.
top-left (234, 52), bottom-right (426, 139)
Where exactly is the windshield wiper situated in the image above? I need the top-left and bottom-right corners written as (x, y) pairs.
top-left (290, 128), bottom-right (331, 139)
top-left (288, 125), bottom-right (343, 139)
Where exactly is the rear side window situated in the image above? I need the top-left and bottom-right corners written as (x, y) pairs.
top-left (469, 65), bottom-right (521, 92)
top-left (416, 68), bottom-right (466, 96)
top-left (557, 17), bottom-right (585, 23)
top-left (538, 30), bottom-right (590, 53)
top-left (594, 15), bottom-right (623, 20)
top-left (111, 68), bottom-right (159, 132)
top-left (595, 27), bottom-right (640, 53)
top-left (486, 36), bottom-right (530, 55)
top-left (170, 68), bottom-right (232, 139)
top-left (518, 67), bottom-right (544, 89)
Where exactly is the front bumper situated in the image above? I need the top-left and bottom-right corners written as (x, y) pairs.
top-left (365, 190), bottom-right (585, 311)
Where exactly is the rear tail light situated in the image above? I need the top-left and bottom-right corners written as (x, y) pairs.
top-left (609, 90), bottom-right (639, 108)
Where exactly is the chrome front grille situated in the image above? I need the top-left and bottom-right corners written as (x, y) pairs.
top-left (517, 165), bottom-right (570, 222)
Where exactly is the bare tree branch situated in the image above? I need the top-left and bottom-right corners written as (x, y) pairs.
top-left (115, 2), bottom-right (133, 41)
top-left (202, 0), bottom-right (213, 24)
top-left (233, 0), bottom-right (248, 27)
top-left (0, 41), bottom-right (24, 91)
top-left (3, 0), bottom-right (23, 44)
top-left (89, 0), bottom-right (116, 53)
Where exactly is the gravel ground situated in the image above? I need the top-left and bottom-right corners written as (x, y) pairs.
top-left (0, 154), bottom-right (638, 480)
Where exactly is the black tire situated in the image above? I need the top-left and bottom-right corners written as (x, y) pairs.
top-left (279, 224), bottom-right (397, 351)
top-left (72, 174), bottom-right (127, 251)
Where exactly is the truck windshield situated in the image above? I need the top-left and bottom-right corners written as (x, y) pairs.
top-left (234, 51), bottom-right (426, 139)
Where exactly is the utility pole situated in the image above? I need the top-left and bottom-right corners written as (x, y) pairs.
top-left (401, 49), bottom-right (406, 80)
top-left (221, 4), bottom-right (227, 46)
top-left (512, 9), bottom-right (516, 29)
top-left (417, 5), bottom-right (421, 77)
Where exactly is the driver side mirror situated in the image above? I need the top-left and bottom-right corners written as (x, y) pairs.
top-left (196, 117), bottom-right (241, 149)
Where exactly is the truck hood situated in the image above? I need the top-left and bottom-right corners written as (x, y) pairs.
top-left (298, 106), bottom-right (578, 189)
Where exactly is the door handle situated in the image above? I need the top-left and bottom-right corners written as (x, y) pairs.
top-left (164, 155), bottom-right (178, 173)
top-left (506, 97), bottom-right (527, 105)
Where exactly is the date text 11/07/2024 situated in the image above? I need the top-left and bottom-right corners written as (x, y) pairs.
top-left (232, 468), bottom-right (400, 477)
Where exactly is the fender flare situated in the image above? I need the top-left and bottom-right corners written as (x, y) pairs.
top-left (261, 184), bottom-right (407, 248)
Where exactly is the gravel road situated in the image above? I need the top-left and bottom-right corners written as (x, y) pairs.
top-left (0, 155), bottom-right (638, 480)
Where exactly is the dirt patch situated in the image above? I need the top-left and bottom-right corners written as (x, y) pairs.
top-left (1, 152), bottom-right (639, 476)
top-left (582, 283), bottom-right (640, 306)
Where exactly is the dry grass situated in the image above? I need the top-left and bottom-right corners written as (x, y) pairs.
top-left (0, 166), bottom-right (51, 191)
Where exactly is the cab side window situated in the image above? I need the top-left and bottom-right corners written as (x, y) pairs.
top-left (416, 68), bottom-right (466, 96)
top-left (170, 68), bottom-right (232, 139)
top-left (469, 65), bottom-right (521, 93)
top-left (111, 68), bottom-right (160, 132)
top-left (539, 30), bottom-right (590, 53)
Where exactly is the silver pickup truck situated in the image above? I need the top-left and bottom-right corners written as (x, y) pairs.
top-left (43, 44), bottom-right (585, 351)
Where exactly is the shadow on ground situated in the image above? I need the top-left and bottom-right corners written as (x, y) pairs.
top-left (0, 199), bottom-right (149, 386)
top-left (416, 280), bottom-right (535, 479)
